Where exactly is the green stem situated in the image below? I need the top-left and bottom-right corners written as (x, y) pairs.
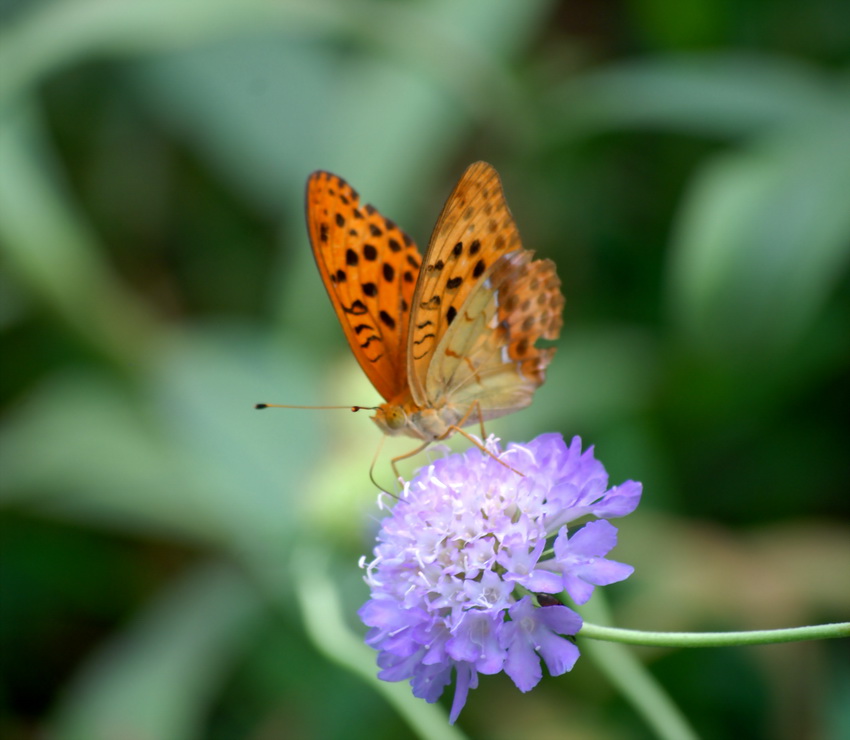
top-left (579, 620), bottom-right (850, 647)
top-left (290, 546), bottom-right (466, 740)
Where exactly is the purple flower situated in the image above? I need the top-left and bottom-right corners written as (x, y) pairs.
top-left (359, 434), bottom-right (642, 723)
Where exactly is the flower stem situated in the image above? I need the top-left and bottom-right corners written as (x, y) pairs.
top-left (579, 621), bottom-right (850, 647)
top-left (291, 546), bottom-right (467, 740)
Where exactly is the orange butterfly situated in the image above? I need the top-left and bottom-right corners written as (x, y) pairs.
top-left (302, 161), bottom-right (564, 461)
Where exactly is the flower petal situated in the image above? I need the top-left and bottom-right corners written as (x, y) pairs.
top-left (448, 663), bottom-right (477, 724)
top-left (536, 629), bottom-right (580, 676)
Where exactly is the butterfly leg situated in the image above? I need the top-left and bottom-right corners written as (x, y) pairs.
top-left (465, 399), bottom-right (487, 440)
top-left (448, 399), bottom-right (485, 439)
top-left (445, 401), bottom-right (524, 477)
top-left (446, 425), bottom-right (525, 477)
top-left (387, 401), bottom-right (523, 481)
top-left (389, 440), bottom-right (433, 481)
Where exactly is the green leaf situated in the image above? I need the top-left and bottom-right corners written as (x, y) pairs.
top-left (0, 102), bottom-right (157, 367)
top-left (0, 325), bottom-right (322, 552)
top-left (129, 0), bottom-right (552, 216)
top-left (49, 562), bottom-right (264, 740)
top-left (666, 110), bottom-right (850, 358)
top-left (552, 55), bottom-right (843, 140)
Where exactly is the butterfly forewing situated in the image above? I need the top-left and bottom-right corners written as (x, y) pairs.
top-left (306, 171), bottom-right (422, 402)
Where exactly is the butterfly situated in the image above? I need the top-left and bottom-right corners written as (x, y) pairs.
top-left (305, 161), bottom-right (564, 460)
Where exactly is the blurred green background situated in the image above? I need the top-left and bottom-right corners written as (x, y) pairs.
top-left (1, 0), bottom-right (849, 738)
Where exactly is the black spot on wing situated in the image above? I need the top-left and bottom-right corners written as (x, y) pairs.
top-left (343, 299), bottom-right (368, 315)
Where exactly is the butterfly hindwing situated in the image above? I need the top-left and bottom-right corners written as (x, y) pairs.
top-left (428, 250), bottom-right (564, 419)
top-left (306, 171), bottom-right (422, 402)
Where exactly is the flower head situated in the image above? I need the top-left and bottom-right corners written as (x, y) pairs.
top-left (359, 433), bottom-right (642, 723)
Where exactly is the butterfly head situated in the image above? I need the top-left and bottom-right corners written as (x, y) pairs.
top-left (372, 403), bottom-right (409, 436)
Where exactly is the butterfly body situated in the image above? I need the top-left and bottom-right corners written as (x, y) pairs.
top-left (306, 162), bottom-right (564, 447)
top-left (372, 393), bottom-right (465, 440)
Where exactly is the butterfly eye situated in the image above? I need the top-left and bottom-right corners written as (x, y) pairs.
top-left (383, 406), bottom-right (407, 431)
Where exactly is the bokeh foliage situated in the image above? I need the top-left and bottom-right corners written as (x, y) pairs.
top-left (1, 1), bottom-right (848, 738)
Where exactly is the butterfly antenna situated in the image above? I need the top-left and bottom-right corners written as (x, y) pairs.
top-left (254, 403), bottom-right (379, 412)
